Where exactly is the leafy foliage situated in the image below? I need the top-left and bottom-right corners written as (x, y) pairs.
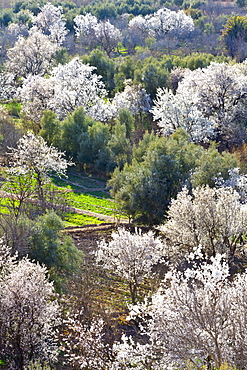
top-left (222, 15), bottom-right (247, 61)
top-left (108, 130), bottom-right (239, 225)
top-left (29, 210), bottom-right (83, 289)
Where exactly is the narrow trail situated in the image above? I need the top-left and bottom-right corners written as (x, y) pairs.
top-left (53, 175), bottom-right (110, 194)
top-left (70, 206), bottom-right (128, 223)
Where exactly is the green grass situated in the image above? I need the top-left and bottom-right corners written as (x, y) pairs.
top-left (0, 198), bottom-right (19, 214)
top-left (52, 173), bottom-right (124, 218)
top-left (0, 195), bottom-right (106, 226)
top-left (0, 205), bottom-right (10, 215)
top-left (63, 212), bottom-right (104, 227)
top-left (87, 190), bottom-right (111, 198)
top-left (51, 176), bottom-right (87, 191)
top-left (51, 176), bottom-right (111, 198)
top-left (0, 171), bottom-right (126, 223)
top-left (65, 172), bottom-right (106, 189)
top-left (4, 101), bottom-right (21, 117)
top-left (66, 191), bottom-right (115, 208)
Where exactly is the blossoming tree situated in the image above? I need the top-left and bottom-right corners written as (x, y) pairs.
top-left (113, 252), bottom-right (247, 369)
top-left (0, 244), bottom-right (60, 369)
top-left (96, 228), bottom-right (164, 303)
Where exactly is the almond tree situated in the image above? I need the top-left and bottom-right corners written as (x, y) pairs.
top-left (31, 2), bottom-right (68, 45)
top-left (151, 87), bottom-right (215, 143)
top-left (7, 132), bottom-right (73, 212)
top-left (128, 8), bottom-right (194, 42)
top-left (61, 315), bottom-right (113, 369)
top-left (18, 74), bottom-right (56, 124)
top-left (215, 167), bottom-right (247, 203)
top-left (6, 29), bottom-right (58, 79)
top-left (146, 7), bottom-right (195, 38)
top-left (0, 245), bottom-right (60, 369)
top-left (49, 57), bottom-right (108, 119)
top-left (19, 57), bottom-right (114, 122)
top-left (120, 252), bottom-right (247, 370)
top-left (94, 20), bottom-right (122, 56)
top-left (152, 62), bottom-right (247, 146)
top-left (112, 80), bottom-right (151, 118)
top-left (74, 13), bottom-right (98, 37)
top-left (0, 72), bottom-right (17, 101)
top-left (96, 228), bottom-right (164, 303)
top-left (127, 15), bottom-right (151, 49)
top-left (160, 186), bottom-right (247, 261)
top-left (4, 3), bottom-right (67, 81)
top-left (74, 13), bottom-right (98, 50)
top-left (74, 14), bottom-right (122, 56)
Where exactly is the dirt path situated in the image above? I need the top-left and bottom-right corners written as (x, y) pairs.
top-left (70, 205), bottom-right (128, 223)
top-left (53, 175), bottom-right (109, 193)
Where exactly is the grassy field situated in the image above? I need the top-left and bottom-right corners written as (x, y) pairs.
top-left (52, 171), bottom-right (125, 226)
top-left (63, 212), bottom-right (105, 226)
top-left (0, 169), bottom-right (125, 227)
top-left (51, 176), bottom-right (111, 198)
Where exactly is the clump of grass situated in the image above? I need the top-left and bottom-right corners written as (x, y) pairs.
top-left (4, 101), bottom-right (21, 117)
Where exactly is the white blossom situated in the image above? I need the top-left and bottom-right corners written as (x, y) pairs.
top-left (215, 167), bottom-right (247, 203)
top-left (124, 253), bottom-right (247, 369)
top-left (7, 22), bottom-right (29, 38)
top-left (7, 132), bottom-right (73, 208)
top-left (74, 13), bottom-right (122, 56)
top-left (0, 245), bottom-right (60, 368)
top-left (94, 20), bottom-right (122, 56)
top-left (18, 57), bottom-right (110, 122)
top-left (74, 13), bottom-right (98, 38)
top-left (128, 15), bottom-right (152, 37)
top-left (49, 57), bottom-right (107, 119)
top-left (152, 63), bottom-right (247, 143)
top-left (160, 185), bottom-right (247, 260)
top-left (87, 98), bottom-right (116, 123)
top-left (151, 87), bottom-right (215, 142)
top-left (112, 80), bottom-right (152, 116)
top-left (111, 334), bottom-right (166, 370)
top-left (7, 132), bottom-right (72, 178)
top-left (0, 72), bottom-right (18, 101)
top-left (61, 314), bottom-right (112, 369)
top-left (19, 74), bottom-right (56, 122)
top-left (31, 2), bottom-right (68, 45)
top-left (96, 228), bottom-right (164, 303)
top-left (6, 29), bottom-right (58, 78)
top-left (146, 8), bottom-right (194, 38)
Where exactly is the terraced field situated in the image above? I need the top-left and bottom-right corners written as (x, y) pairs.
top-left (51, 170), bottom-right (127, 226)
top-left (0, 169), bottom-right (127, 227)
